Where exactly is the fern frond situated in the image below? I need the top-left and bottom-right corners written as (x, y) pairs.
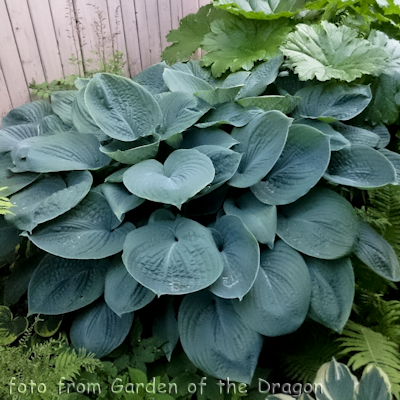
top-left (338, 320), bottom-right (400, 399)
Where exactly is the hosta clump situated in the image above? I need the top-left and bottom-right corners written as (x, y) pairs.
top-left (1, 55), bottom-right (400, 384)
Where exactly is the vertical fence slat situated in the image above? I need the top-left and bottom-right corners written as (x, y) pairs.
top-left (106, 0), bottom-right (130, 76)
top-left (198, 0), bottom-right (210, 7)
top-left (5, 0), bottom-right (46, 88)
top-left (134, 0), bottom-right (152, 69)
top-left (181, 0), bottom-right (198, 17)
top-left (48, 0), bottom-right (83, 77)
top-left (157, 0), bottom-right (173, 53)
top-left (170, 0), bottom-right (183, 30)
top-left (0, 0), bottom-right (30, 109)
top-left (0, 64), bottom-right (13, 120)
top-left (120, 0), bottom-right (142, 77)
top-left (27, 0), bottom-right (64, 82)
top-left (145, 0), bottom-right (162, 64)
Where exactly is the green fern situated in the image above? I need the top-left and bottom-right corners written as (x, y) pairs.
top-left (0, 187), bottom-right (14, 216)
top-left (338, 320), bottom-right (400, 399)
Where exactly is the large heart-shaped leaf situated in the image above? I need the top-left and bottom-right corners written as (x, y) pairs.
top-left (0, 306), bottom-right (28, 345)
top-left (100, 134), bottom-right (160, 165)
top-left (123, 149), bottom-right (215, 209)
top-left (331, 122), bottom-right (380, 148)
top-left (51, 91), bottom-right (77, 126)
top-left (0, 153), bottom-right (39, 196)
top-left (229, 111), bottom-right (292, 188)
top-left (178, 291), bottom-right (263, 383)
top-left (324, 145), bottom-right (396, 188)
top-left (354, 221), bottom-right (400, 281)
top-left (181, 127), bottom-right (239, 149)
top-left (232, 240), bottom-right (311, 336)
top-left (5, 171), bottom-right (92, 232)
top-left (132, 62), bottom-right (170, 94)
top-left (25, 191), bottom-right (135, 259)
top-left (85, 73), bottom-right (162, 141)
top-left (104, 257), bottom-right (155, 316)
top-left (295, 83), bottom-right (372, 121)
top-left (378, 148), bottom-right (400, 184)
top-left (277, 188), bottom-right (359, 259)
top-left (237, 95), bottom-right (300, 114)
top-left (251, 124), bottom-right (330, 205)
top-left (28, 254), bottom-right (110, 315)
top-left (0, 123), bottom-right (38, 153)
top-left (195, 86), bottom-right (243, 106)
top-left (70, 300), bottom-right (134, 358)
top-left (304, 256), bottom-right (355, 333)
top-left (11, 132), bottom-right (110, 173)
top-left (122, 217), bottom-right (224, 295)
top-left (2, 100), bottom-right (53, 128)
top-left (39, 114), bottom-right (72, 134)
top-left (209, 215), bottom-right (260, 300)
top-left (163, 69), bottom-right (213, 93)
top-left (355, 365), bottom-right (391, 400)
top-left (223, 192), bottom-right (277, 247)
top-left (98, 183), bottom-right (145, 222)
top-left (157, 92), bottom-right (210, 140)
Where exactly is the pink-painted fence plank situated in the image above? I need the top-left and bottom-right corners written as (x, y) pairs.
top-left (27, 0), bottom-right (64, 82)
top-left (0, 65), bottom-right (13, 119)
top-left (157, 0), bottom-right (173, 52)
top-left (145, 0), bottom-right (162, 64)
top-left (134, 0), bottom-right (152, 69)
top-left (6, 0), bottom-right (46, 86)
top-left (170, 0), bottom-right (183, 30)
top-left (182, 0), bottom-right (198, 17)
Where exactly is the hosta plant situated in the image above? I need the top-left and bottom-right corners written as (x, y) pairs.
top-left (1, 51), bottom-right (400, 385)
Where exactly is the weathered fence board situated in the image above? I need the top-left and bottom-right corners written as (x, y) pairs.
top-left (0, 0), bottom-right (208, 122)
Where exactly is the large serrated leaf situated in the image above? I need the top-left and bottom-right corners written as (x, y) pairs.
top-left (277, 188), bottom-right (359, 259)
top-left (85, 73), bottom-right (162, 141)
top-left (178, 291), bottom-right (263, 383)
top-left (28, 254), bottom-right (109, 315)
top-left (209, 215), bottom-right (260, 300)
top-left (229, 111), bottom-right (292, 188)
top-left (25, 191), bottom-right (135, 259)
top-left (70, 300), bottom-right (134, 358)
top-left (5, 171), bottom-right (92, 232)
top-left (251, 124), bottom-right (330, 205)
top-left (123, 149), bottom-right (215, 209)
top-left (232, 240), bottom-right (311, 336)
top-left (122, 217), bottom-right (224, 296)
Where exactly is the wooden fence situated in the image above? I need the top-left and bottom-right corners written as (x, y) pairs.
top-left (0, 0), bottom-right (209, 120)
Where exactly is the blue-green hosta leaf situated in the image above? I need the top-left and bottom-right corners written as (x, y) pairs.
top-left (314, 359), bottom-right (358, 400)
top-left (148, 209), bottom-right (176, 224)
top-left (28, 254), bottom-right (109, 315)
top-left (39, 114), bottom-right (72, 134)
top-left (122, 217), bottom-right (224, 295)
top-left (70, 300), bottom-right (134, 358)
top-left (223, 192), bottom-right (277, 247)
top-left (236, 55), bottom-right (283, 99)
top-left (209, 215), bottom-right (259, 299)
top-left (251, 124), bottom-right (330, 205)
top-left (123, 149), bottom-right (215, 209)
top-left (354, 221), bottom-right (400, 281)
top-left (324, 145), bottom-right (396, 188)
top-left (100, 134), bottom-right (160, 165)
top-left (0, 217), bottom-right (23, 260)
top-left (304, 256), bottom-right (354, 333)
top-left (163, 69), bottom-right (213, 93)
top-left (367, 124), bottom-right (390, 149)
top-left (178, 291), bottom-right (263, 383)
top-left (181, 127), bottom-right (239, 149)
top-left (132, 62), bottom-right (170, 94)
top-left (75, 77), bottom-right (90, 90)
top-left (72, 86), bottom-right (108, 142)
top-left (277, 188), bottom-right (359, 259)
top-left (171, 60), bottom-right (216, 83)
top-left (295, 83), bottom-right (372, 122)
top-left (51, 91), bottom-right (77, 126)
top-left (104, 257), bottom-right (155, 316)
top-left (0, 153), bottom-right (39, 197)
top-left (11, 132), bottom-right (110, 173)
top-left (195, 86), bottom-right (243, 106)
top-left (378, 149), bottom-right (400, 184)
top-left (293, 119), bottom-right (350, 151)
top-left (85, 73), bottom-right (162, 141)
top-left (152, 297), bottom-right (179, 361)
top-left (195, 102), bottom-right (263, 128)
top-left (157, 92), bottom-right (211, 140)
top-left (331, 122), bottom-right (380, 148)
top-left (5, 171), bottom-right (92, 232)
top-left (232, 240), bottom-right (311, 336)
top-left (2, 100), bottom-right (53, 128)
top-left (201, 15), bottom-right (292, 77)
top-left (25, 191), bottom-right (135, 259)
top-left (280, 22), bottom-right (388, 82)
top-left (229, 111), bottom-right (292, 188)
top-left (105, 167), bottom-right (129, 183)
top-left (0, 123), bottom-right (38, 153)
top-left (237, 95), bottom-right (300, 114)
top-left (355, 365), bottom-right (391, 400)
top-left (194, 145), bottom-right (242, 195)
top-left (98, 182), bottom-right (144, 221)
top-left (219, 71), bottom-right (250, 88)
